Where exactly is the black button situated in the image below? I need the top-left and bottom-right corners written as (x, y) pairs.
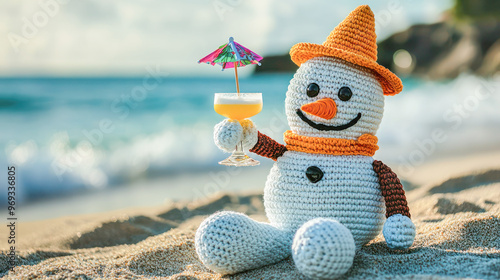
top-left (306, 83), bottom-right (320, 97)
top-left (306, 166), bottom-right (323, 183)
top-left (338, 86), bottom-right (352, 101)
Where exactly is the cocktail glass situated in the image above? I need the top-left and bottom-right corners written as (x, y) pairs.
top-left (214, 92), bottom-right (262, 166)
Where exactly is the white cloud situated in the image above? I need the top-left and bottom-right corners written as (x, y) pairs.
top-left (0, 0), bottom-right (453, 76)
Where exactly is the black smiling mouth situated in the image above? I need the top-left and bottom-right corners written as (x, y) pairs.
top-left (296, 109), bottom-right (361, 131)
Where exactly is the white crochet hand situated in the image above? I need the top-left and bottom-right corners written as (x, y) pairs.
top-left (213, 119), bottom-right (258, 153)
top-left (214, 119), bottom-right (243, 153)
top-left (383, 214), bottom-right (416, 250)
top-left (239, 119), bottom-right (258, 150)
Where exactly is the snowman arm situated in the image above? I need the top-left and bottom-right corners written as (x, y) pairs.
top-left (372, 160), bottom-right (411, 218)
top-left (373, 160), bottom-right (415, 250)
top-left (249, 131), bottom-right (287, 161)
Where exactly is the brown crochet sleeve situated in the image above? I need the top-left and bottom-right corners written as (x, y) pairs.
top-left (373, 160), bottom-right (411, 218)
top-left (249, 131), bottom-right (287, 161)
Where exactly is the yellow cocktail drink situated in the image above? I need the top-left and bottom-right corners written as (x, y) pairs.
top-left (214, 92), bottom-right (262, 166)
top-left (214, 93), bottom-right (263, 121)
top-left (214, 103), bottom-right (262, 120)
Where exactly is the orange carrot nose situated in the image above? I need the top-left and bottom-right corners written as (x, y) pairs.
top-left (301, 98), bottom-right (337, 119)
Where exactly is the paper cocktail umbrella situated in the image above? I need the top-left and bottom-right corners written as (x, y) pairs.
top-left (198, 37), bottom-right (262, 94)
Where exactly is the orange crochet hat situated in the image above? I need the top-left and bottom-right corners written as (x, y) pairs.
top-left (289, 5), bottom-right (403, 96)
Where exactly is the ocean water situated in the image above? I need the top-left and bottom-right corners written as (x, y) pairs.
top-left (1, 74), bottom-right (499, 205)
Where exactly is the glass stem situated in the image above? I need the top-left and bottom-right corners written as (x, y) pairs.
top-left (234, 140), bottom-right (244, 156)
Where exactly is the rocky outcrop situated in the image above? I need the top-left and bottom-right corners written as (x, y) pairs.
top-left (377, 20), bottom-right (500, 79)
top-left (253, 53), bottom-right (298, 74)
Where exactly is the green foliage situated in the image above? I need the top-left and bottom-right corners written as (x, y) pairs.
top-left (454, 0), bottom-right (500, 21)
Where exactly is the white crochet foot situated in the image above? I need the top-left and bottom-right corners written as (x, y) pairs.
top-left (195, 211), bottom-right (293, 274)
top-left (383, 214), bottom-right (416, 250)
top-left (292, 218), bottom-right (356, 280)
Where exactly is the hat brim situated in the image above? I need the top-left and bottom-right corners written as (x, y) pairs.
top-left (290, 43), bottom-right (403, 96)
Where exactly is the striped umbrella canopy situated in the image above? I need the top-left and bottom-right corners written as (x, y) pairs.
top-left (198, 37), bottom-right (262, 93)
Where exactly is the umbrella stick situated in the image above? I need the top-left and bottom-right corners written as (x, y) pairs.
top-left (234, 65), bottom-right (240, 95)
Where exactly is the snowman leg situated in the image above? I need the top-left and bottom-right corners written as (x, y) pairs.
top-left (195, 211), bottom-right (293, 274)
top-left (292, 218), bottom-right (356, 279)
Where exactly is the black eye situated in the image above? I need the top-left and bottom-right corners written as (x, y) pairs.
top-left (306, 83), bottom-right (320, 97)
top-left (338, 87), bottom-right (352, 101)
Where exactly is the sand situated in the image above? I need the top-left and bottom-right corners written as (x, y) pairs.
top-left (1, 153), bottom-right (500, 279)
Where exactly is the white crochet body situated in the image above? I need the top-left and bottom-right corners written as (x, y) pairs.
top-left (262, 56), bottom-right (386, 247)
top-left (264, 151), bottom-right (385, 247)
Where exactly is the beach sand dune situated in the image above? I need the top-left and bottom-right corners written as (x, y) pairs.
top-left (1, 157), bottom-right (499, 279)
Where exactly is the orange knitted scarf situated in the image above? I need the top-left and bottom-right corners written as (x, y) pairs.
top-left (283, 130), bottom-right (378, 156)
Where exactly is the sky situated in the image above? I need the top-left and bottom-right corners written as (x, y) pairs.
top-left (0, 0), bottom-right (453, 77)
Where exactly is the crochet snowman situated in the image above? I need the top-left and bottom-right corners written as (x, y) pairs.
top-left (196, 5), bottom-right (416, 279)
